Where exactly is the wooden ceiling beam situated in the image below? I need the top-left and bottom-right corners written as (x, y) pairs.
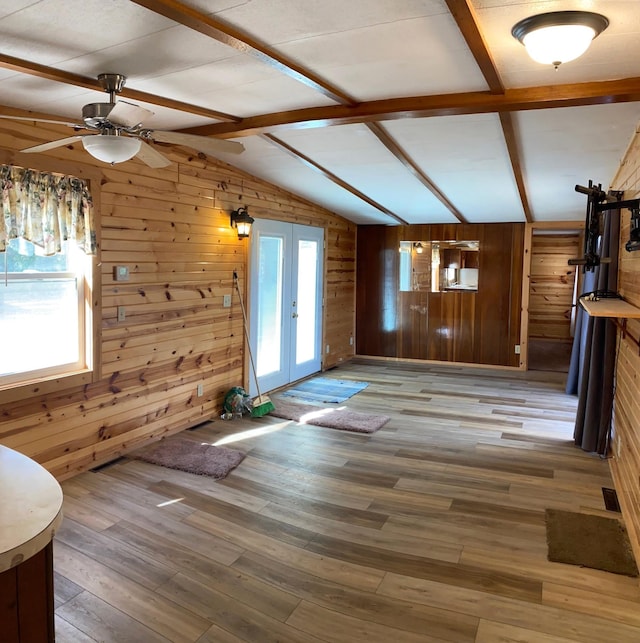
top-left (366, 123), bottom-right (467, 224)
top-left (181, 77), bottom-right (640, 138)
top-left (0, 53), bottom-right (239, 123)
top-left (444, 1), bottom-right (532, 222)
top-left (444, 0), bottom-right (504, 94)
top-left (499, 113), bottom-right (532, 223)
top-left (263, 134), bottom-right (408, 225)
top-left (130, 0), bottom-right (356, 106)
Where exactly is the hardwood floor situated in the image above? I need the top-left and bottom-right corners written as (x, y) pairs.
top-left (53, 360), bottom-right (640, 642)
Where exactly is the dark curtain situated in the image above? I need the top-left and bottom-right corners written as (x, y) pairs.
top-left (565, 211), bottom-right (619, 455)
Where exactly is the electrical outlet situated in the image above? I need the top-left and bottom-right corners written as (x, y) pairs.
top-left (514, 344), bottom-right (521, 354)
top-left (325, 344), bottom-right (330, 354)
top-left (223, 294), bottom-right (232, 308)
top-left (349, 336), bottom-right (354, 346)
top-left (117, 306), bottom-right (126, 322)
top-left (197, 383), bottom-right (204, 397)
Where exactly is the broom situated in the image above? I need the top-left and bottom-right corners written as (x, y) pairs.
top-left (233, 271), bottom-right (275, 418)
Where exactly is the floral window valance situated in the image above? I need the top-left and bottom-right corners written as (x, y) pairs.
top-left (0, 164), bottom-right (96, 256)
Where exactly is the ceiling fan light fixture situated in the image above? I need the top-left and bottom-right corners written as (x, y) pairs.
top-left (512, 11), bottom-right (609, 68)
top-left (82, 133), bottom-right (141, 164)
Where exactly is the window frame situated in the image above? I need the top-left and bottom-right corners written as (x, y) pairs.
top-left (0, 149), bottom-right (102, 403)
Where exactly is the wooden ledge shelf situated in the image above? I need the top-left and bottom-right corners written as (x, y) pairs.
top-left (579, 297), bottom-right (640, 319)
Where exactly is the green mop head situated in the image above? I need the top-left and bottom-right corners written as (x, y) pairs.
top-left (251, 395), bottom-right (275, 417)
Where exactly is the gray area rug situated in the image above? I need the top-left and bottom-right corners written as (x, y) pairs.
top-left (545, 508), bottom-right (639, 577)
top-left (132, 437), bottom-right (245, 478)
top-left (270, 398), bottom-right (389, 433)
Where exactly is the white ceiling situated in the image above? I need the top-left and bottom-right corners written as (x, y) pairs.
top-left (0, 0), bottom-right (639, 226)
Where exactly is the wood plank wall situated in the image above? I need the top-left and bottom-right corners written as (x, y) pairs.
top-left (0, 112), bottom-right (355, 480)
top-left (356, 223), bottom-right (524, 367)
top-left (529, 234), bottom-right (580, 341)
top-left (609, 129), bottom-right (640, 566)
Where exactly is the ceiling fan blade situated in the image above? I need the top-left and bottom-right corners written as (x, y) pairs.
top-left (108, 101), bottom-right (154, 128)
top-left (0, 114), bottom-right (84, 128)
top-left (135, 140), bottom-right (172, 168)
top-left (21, 135), bottom-right (85, 153)
top-left (151, 130), bottom-right (245, 156)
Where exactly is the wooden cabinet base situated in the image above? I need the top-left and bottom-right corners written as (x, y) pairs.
top-left (0, 542), bottom-right (55, 642)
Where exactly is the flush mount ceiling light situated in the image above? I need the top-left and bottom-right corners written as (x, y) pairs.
top-left (511, 10), bottom-right (609, 69)
top-left (82, 133), bottom-right (141, 164)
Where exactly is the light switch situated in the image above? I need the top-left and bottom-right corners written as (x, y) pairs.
top-left (114, 265), bottom-right (129, 281)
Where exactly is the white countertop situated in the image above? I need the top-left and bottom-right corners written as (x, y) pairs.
top-left (0, 445), bottom-right (63, 573)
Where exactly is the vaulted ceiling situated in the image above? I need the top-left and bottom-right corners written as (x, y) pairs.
top-left (1, 0), bottom-right (639, 225)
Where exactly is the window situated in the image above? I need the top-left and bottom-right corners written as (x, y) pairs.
top-left (1, 238), bottom-right (92, 385)
top-left (399, 240), bottom-right (480, 292)
top-left (0, 163), bottom-right (97, 390)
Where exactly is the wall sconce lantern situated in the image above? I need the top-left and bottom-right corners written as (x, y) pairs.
top-left (230, 206), bottom-right (254, 239)
top-left (413, 242), bottom-right (424, 254)
top-left (511, 11), bottom-right (609, 70)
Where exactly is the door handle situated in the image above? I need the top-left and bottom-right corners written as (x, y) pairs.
top-left (292, 313), bottom-right (299, 318)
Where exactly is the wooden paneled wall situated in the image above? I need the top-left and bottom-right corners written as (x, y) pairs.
top-left (609, 129), bottom-right (640, 565)
top-left (356, 223), bottom-right (524, 367)
top-left (529, 234), bottom-right (581, 341)
top-left (0, 111), bottom-right (355, 480)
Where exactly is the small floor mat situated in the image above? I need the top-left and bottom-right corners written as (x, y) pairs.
top-left (545, 508), bottom-right (639, 577)
top-left (281, 377), bottom-right (368, 403)
top-left (131, 437), bottom-right (244, 478)
top-left (270, 398), bottom-right (389, 433)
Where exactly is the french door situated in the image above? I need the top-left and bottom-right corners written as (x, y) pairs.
top-left (248, 220), bottom-right (324, 396)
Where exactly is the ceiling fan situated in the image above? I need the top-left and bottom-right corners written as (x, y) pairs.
top-left (0, 73), bottom-right (244, 168)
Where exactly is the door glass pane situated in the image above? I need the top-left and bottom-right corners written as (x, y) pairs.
top-left (256, 236), bottom-right (283, 377)
top-left (295, 239), bottom-right (318, 365)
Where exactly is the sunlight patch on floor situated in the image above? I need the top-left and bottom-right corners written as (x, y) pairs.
top-left (299, 405), bottom-right (346, 424)
top-left (212, 421), bottom-right (290, 445)
top-left (156, 497), bottom-right (184, 508)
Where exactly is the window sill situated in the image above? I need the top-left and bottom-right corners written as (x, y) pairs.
top-left (0, 369), bottom-right (96, 405)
